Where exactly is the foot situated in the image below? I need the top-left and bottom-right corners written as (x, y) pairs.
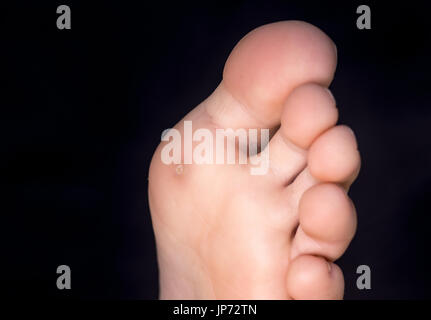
top-left (148, 21), bottom-right (360, 299)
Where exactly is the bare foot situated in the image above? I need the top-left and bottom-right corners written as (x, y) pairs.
top-left (149, 21), bottom-right (360, 299)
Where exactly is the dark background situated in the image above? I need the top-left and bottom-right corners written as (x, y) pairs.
top-left (2, 0), bottom-right (430, 299)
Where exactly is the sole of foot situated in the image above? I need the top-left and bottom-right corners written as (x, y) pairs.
top-left (149, 20), bottom-right (360, 300)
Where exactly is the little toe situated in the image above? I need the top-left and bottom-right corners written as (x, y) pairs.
top-left (286, 255), bottom-right (344, 300)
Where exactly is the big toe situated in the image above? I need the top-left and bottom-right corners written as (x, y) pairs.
top-left (208, 20), bottom-right (337, 129)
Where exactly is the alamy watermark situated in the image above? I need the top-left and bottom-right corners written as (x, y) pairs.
top-left (56, 265), bottom-right (71, 290)
top-left (160, 121), bottom-right (270, 175)
top-left (356, 5), bottom-right (371, 30)
top-left (56, 5), bottom-right (71, 30)
top-left (356, 264), bottom-right (371, 290)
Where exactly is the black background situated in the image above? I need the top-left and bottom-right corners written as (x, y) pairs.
top-left (2, 0), bottom-right (431, 299)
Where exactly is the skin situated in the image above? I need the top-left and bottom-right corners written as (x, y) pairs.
top-left (148, 21), bottom-right (360, 299)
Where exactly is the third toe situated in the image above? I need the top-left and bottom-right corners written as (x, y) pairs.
top-left (308, 125), bottom-right (360, 185)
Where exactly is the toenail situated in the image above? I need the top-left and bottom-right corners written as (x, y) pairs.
top-left (333, 42), bottom-right (337, 61)
top-left (327, 261), bottom-right (332, 273)
top-left (325, 88), bottom-right (336, 104)
top-left (344, 126), bottom-right (357, 142)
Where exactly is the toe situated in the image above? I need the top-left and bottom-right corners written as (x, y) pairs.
top-left (208, 20), bottom-right (337, 129)
top-left (299, 183), bottom-right (357, 243)
top-left (290, 183), bottom-right (357, 261)
top-left (286, 255), bottom-right (344, 300)
top-left (308, 125), bottom-right (361, 186)
top-left (268, 84), bottom-right (338, 182)
top-left (282, 83), bottom-right (338, 149)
